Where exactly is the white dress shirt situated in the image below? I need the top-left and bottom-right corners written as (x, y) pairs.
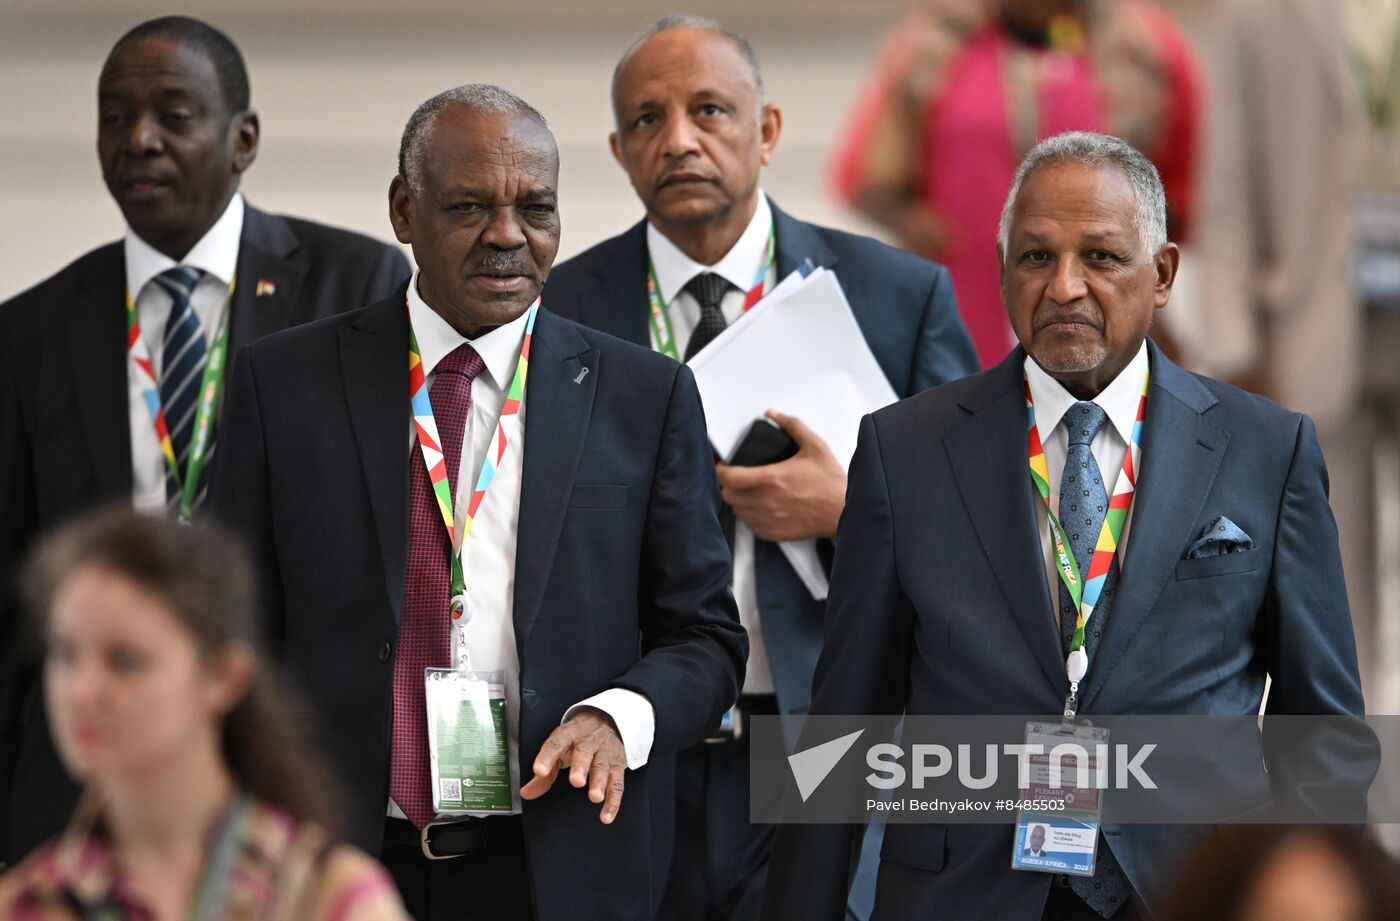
top-left (125, 193), bottom-right (244, 514)
top-left (1024, 341), bottom-right (1150, 625)
top-left (392, 275), bottom-right (655, 819)
top-left (647, 192), bottom-right (776, 695)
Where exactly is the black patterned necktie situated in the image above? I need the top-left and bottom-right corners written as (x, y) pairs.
top-left (682, 272), bottom-right (736, 549)
top-left (153, 266), bottom-right (208, 512)
top-left (682, 272), bottom-right (734, 361)
top-left (1055, 401), bottom-right (1131, 917)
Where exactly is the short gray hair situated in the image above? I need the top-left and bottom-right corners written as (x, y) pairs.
top-left (997, 131), bottom-right (1167, 259)
top-left (398, 83), bottom-right (552, 196)
top-left (611, 14), bottom-right (765, 121)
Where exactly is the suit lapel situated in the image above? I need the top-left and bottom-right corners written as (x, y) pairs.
top-left (574, 220), bottom-right (650, 346)
top-left (771, 201), bottom-right (838, 278)
top-left (228, 206), bottom-right (308, 356)
top-left (514, 310), bottom-right (597, 653)
top-left (1081, 343), bottom-right (1228, 709)
top-left (945, 351), bottom-right (1066, 695)
top-left (63, 245), bottom-right (133, 498)
top-left (339, 293), bottom-right (411, 623)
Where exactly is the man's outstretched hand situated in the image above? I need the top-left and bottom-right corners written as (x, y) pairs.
top-left (521, 706), bottom-right (628, 824)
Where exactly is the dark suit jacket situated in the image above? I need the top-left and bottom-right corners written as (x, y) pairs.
top-left (0, 204), bottom-right (409, 865)
top-left (545, 202), bottom-right (979, 715)
top-left (208, 291), bottom-right (746, 921)
top-left (762, 342), bottom-right (1369, 921)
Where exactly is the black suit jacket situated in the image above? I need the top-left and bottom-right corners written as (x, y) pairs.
top-left (208, 291), bottom-right (746, 921)
top-left (545, 202), bottom-right (979, 714)
top-left (0, 204), bottom-right (409, 864)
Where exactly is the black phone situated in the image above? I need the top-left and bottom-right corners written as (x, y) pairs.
top-left (726, 417), bottom-right (798, 467)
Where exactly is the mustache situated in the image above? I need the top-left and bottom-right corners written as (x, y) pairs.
top-left (476, 252), bottom-right (530, 276)
top-left (1034, 302), bottom-right (1102, 329)
top-left (657, 157), bottom-right (712, 184)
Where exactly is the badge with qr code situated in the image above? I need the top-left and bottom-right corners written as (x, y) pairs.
top-left (424, 668), bottom-right (513, 814)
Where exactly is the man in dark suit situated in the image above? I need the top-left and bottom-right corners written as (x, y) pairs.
top-left (0, 15), bottom-right (407, 867)
top-left (761, 132), bottom-right (1368, 920)
top-left (210, 84), bottom-right (745, 921)
top-left (544, 17), bottom-right (978, 919)
top-left (1024, 826), bottom-right (1048, 858)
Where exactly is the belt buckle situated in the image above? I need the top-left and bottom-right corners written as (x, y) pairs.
top-left (420, 818), bottom-right (468, 861)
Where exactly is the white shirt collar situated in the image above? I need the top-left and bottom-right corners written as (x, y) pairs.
top-left (1024, 340), bottom-right (1150, 447)
top-left (123, 193), bottom-right (244, 298)
top-left (406, 271), bottom-right (531, 391)
top-left (646, 192), bottom-right (773, 305)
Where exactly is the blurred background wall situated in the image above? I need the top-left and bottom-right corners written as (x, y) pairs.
top-left (0, 0), bottom-right (1211, 298)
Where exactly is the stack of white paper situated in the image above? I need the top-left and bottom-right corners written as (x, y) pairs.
top-left (687, 268), bottom-right (899, 599)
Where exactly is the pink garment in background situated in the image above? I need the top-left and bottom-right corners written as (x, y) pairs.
top-left (922, 25), bottom-right (1108, 368)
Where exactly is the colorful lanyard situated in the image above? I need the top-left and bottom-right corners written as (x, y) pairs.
top-left (408, 298), bottom-right (537, 651)
top-left (646, 223), bottom-right (775, 360)
top-left (125, 277), bottom-right (235, 521)
top-left (1025, 372), bottom-right (1147, 716)
top-left (186, 791), bottom-right (253, 921)
top-left (82, 791), bottom-right (252, 921)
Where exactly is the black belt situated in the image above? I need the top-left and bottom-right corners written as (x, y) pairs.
top-left (383, 814), bottom-right (524, 861)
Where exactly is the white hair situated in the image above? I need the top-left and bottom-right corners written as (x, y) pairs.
top-left (997, 131), bottom-right (1167, 259)
top-left (398, 83), bottom-right (553, 196)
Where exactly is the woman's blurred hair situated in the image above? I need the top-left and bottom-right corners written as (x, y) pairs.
top-left (1158, 825), bottom-right (1400, 921)
top-left (23, 505), bottom-right (343, 836)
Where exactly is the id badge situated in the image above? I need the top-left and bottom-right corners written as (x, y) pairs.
top-left (1010, 720), bottom-right (1109, 877)
top-left (424, 668), bottom-right (513, 815)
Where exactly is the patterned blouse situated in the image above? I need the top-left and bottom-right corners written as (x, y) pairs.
top-left (0, 794), bottom-right (408, 921)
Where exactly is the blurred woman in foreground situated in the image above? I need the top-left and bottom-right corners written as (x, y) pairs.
top-left (0, 507), bottom-right (409, 921)
top-left (1159, 825), bottom-right (1400, 921)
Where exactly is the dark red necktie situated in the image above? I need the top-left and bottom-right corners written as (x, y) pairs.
top-left (390, 342), bottom-right (485, 827)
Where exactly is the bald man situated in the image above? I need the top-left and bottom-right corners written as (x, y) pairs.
top-left (545, 16), bottom-right (977, 921)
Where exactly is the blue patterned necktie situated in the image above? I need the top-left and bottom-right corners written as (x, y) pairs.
top-left (153, 266), bottom-right (208, 511)
top-left (1056, 401), bottom-right (1131, 917)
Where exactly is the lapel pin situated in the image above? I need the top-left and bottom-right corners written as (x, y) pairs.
top-left (573, 367), bottom-right (590, 385)
top-left (255, 279), bottom-right (277, 298)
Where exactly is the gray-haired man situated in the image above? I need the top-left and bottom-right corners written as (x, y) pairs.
top-left (761, 131), bottom-right (1365, 920)
top-left (211, 83), bottom-right (745, 921)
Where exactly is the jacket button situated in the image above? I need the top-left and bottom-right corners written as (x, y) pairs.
top-left (521, 688), bottom-right (537, 708)
top-left (378, 642), bottom-right (392, 663)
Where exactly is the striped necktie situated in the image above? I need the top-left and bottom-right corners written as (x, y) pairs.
top-left (153, 266), bottom-right (208, 511)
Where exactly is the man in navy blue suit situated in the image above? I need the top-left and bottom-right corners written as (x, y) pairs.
top-left (210, 84), bottom-right (745, 921)
top-left (544, 17), bottom-right (978, 920)
top-left (761, 132), bottom-right (1369, 920)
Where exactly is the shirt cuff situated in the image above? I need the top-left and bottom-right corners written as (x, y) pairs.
top-left (562, 689), bottom-right (656, 770)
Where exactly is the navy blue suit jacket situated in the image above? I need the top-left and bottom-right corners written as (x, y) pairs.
top-left (0, 205), bottom-right (408, 866)
top-left (545, 203), bottom-right (979, 715)
top-left (209, 291), bottom-right (746, 921)
top-left (762, 343), bottom-right (1368, 920)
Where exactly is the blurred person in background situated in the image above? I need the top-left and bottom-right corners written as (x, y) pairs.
top-left (831, 0), bottom-right (1201, 368)
top-left (0, 14), bottom-right (409, 869)
top-left (0, 507), bottom-right (409, 921)
top-left (1157, 826), bottom-right (1400, 921)
top-left (1188, 0), bottom-right (1400, 759)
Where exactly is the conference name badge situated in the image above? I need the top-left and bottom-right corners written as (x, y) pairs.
top-left (424, 667), bottom-right (514, 815)
top-left (1010, 720), bottom-right (1109, 877)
